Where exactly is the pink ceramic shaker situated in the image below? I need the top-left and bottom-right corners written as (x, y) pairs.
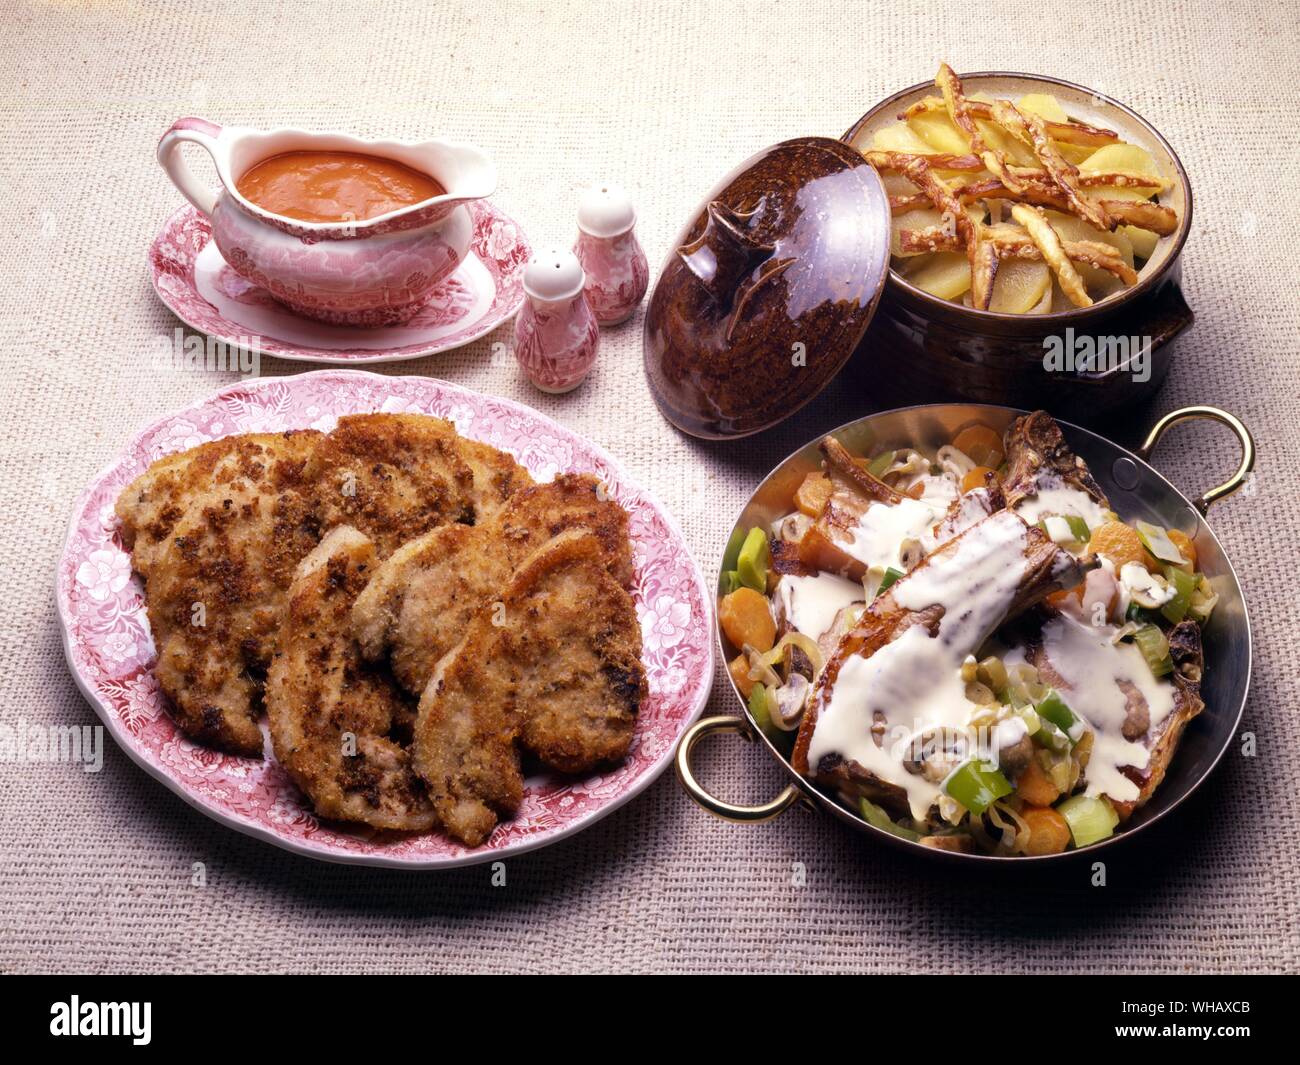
top-left (573, 183), bottom-right (649, 325)
top-left (512, 247), bottom-right (600, 393)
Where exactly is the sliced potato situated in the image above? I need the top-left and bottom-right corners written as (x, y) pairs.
top-left (881, 170), bottom-right (920, 198)
top-left (1017, 93), bottom-right (1069, 123)
top-left (989, 257), bottom-right (1051, 314)
top-left (908, 111), bottom-right (971, 155)
top-left (908, 252), bottom-right (972, 300)
top-left (1057, 142), bottom-right (1095, 165)
top-left (891, 208), bottom-right (946, 257)
top-left (1043, 209), bottom-right (1135, 294)
top-left (1122, 224), bottom-right (1160, 260)
top-left (872, 122), bottom-right (940, 155)
top-left (1045, 210), bottom-right (1133, 266)
top-left (977, 119), bottom-right (1037, 165)
top-left (1079, 142), bottom-right (1163, 181)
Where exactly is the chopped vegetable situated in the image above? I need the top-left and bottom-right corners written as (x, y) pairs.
top-left (1131, 622), bottom-right (1173, 678)
top-left (1035, 689), bottom-right (1078, 737)
top-left (736, 527), bottom-right (770, 593)
top-left (1160, 564), bottom-right (1198, 624)
top-left (775, 631), bottom-right (824, 680)
top-left (719, 587), bottom-right (776, 653)
top-left (951, 424), bottom-right (1004, 468)
top-left (1135, 519), bottom-right (1186, 565)
top-left (1188, 574), bottom-right (1219, 625)
top-left (727, 654), bottom-right (756, 699)
top-left (876, 566), bottom-right (905, 596)
top-left (794, 472), bottom-right (833, 517)
top-left (1057, 794), bottom-right (1119, 848)
top-left (1086, 519), bottom-right (1157, 572)
top-left (747, 682), bottom-right (773, 732)
top-left (1038, 514), bottom-right (1090, 544)
top-left (1166, 528), bottom-right (1197, 570)
top-left (942, 759), bottom-right (1013, 815)
top-left (977, 655), bottom-right (1008, 694)
top-left (718, 570), bottom-right (741, 595)
top-left (867, 449), bottom-right (897, 478)
top-left (859, 798), bottom-right (922, 841)
top-left (1033, 718), bottom-right (1071, 753)
top-left (1122, 561), bottom-right (1175, 608)
top-left (769, 673), bottom-right (811, 731)
top-left (961, 465), bottom-right (996, 493)
top-left (1016, 757), bottom-right (1062, 806)
top-left (721, 526), bottom-right (747, 572)
top-left (1021, 805), bottom-right (1072, 855)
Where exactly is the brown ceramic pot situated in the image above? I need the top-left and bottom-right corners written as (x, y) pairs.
top-left (842, 72), bottom-right (1194, 416)
top-left (643, 137), bottom-right (891, 439)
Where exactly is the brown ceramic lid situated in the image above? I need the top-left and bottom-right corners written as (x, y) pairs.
top-left (643, 136), bottom-right (890, 439)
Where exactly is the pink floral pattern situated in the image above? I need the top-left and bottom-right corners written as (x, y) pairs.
top-left (575, 229), bottom-right (650, 325)
top-left (149, 201), bottom-right (532, 363)
top-left (57, 371), bottom-right (713, 868)
top-left (512, 293), bottom-right (601, 393)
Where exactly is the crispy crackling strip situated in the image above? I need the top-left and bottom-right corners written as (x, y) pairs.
top-left (899, 94), bottom-right (1120, 146)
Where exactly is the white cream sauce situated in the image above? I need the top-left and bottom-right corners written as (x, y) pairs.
top-left (842, 497), bottom-right (942, 572)
top-left (1013, 475), bottom-right (1109, 532)
top-left (1032, 613), bottom-right (1177, 804)
top-left (806, 510), bottom-right (1033, 820)
top-left (777, 571), bottom-right (864, 640)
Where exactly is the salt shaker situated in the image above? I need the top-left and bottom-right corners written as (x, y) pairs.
top-left (512, 247), bottom-right (600, 393)
top-left (573, 183), bottom-right (649, 325)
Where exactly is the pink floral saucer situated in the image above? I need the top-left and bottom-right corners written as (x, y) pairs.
top-left (149, 202), bottom-right (531, 364)
top-left (57, 370), bottom-right (714, 868)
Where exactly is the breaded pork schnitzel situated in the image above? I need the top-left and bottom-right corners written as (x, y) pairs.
top-left (124, 433), bottom-right (323, 754)
top-left (117, 415), bottom-right (532, 756)
top-left (352, 473), bottom-right (633, 695)
top-left (116, 431), bottom-right (321, 575)
top-left (266, 527), bottom-right (434, 831)
top-left (305, 414), bottom-right (531, 555)
top-left (413, 529), bottom-right (645, 846)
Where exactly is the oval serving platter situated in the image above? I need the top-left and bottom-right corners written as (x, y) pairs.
top-left (57, 369), bottom-right (714, 868)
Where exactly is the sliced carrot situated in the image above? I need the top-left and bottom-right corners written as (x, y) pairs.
top-left (1022, 806), bottom-right (1071, 855)
top-left (952, 424), bottom-right (1005, 468)
top-left (719, 587), bottom-right (776, 653)
top-left (1015, 757), bottom-right (1061, 807)
top-left (961, 465), bottom-right (996, 493)
top-left (1085, 520), bottom-right (1159, 572)
top-left (1166, 528), bottom-right (1197, 570)
top-left (794, 471), bottom-right (833, 517)
top-left (728, 654), bottom-right (756, 698)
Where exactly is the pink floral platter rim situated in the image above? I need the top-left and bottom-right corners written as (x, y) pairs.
top-left (148, 201), bottom-right (531, 364)
top-left (57, 369), bottom-right (714, 869)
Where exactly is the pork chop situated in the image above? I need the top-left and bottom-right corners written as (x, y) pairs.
top-left (128, 434), bottom-right (323, 755)
top-left (352, 473), bottom-right (633, 695)
top-left (266, 526), bottom-right (434, 831)
top-left (305, 414), bottom-right (530, 556)
top-left (413, 529), bottom-right (644, 846)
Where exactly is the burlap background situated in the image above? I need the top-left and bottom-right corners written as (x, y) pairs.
top-left (1, 0), bottom-right (1297, 974)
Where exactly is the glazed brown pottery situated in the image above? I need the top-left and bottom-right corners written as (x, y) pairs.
top-left (643, 137), bottom-right (890, 439)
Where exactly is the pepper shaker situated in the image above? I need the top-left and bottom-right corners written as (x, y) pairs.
top-left (573, 183), bottom-right (649, 325)
top-left (512, 247), bottom-right (600, 393)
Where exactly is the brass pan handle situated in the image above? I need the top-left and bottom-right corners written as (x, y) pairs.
top-left (675, 715), bottom-right (802, 823)
top-left (1137, 405), bottom-right (1255, 514)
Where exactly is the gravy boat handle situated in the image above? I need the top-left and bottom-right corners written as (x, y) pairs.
top-left (157, 117), bottom-right (224, 218)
